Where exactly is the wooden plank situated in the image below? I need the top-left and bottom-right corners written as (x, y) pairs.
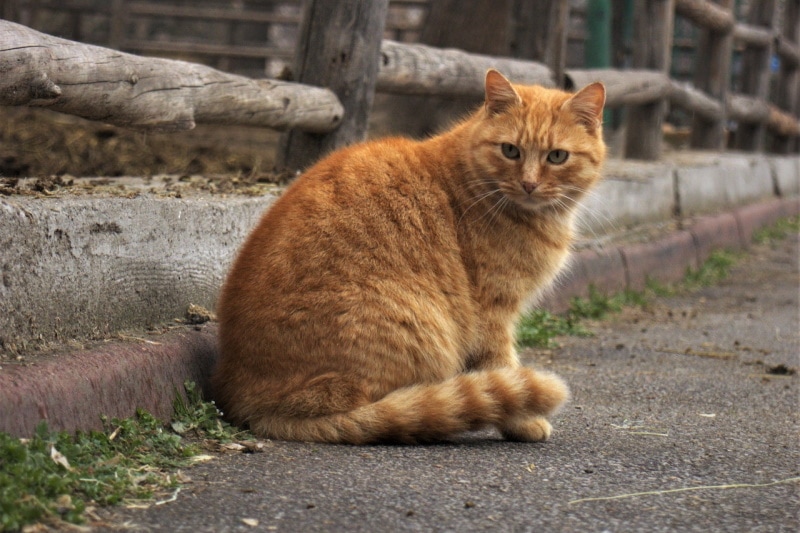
top-left (624, 0), bottom-right (674, 160)
top-left (735, 0), bottom-right (776, 151)
top-left (689, 0), bottom-right (734, 151)
top-left (277, 0), bottom-right (390, 172)
top-left (125, 2), bottom-right (301, 25)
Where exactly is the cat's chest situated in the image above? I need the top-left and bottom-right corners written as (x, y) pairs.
top-left (466, 220), bottom-right (572, 304)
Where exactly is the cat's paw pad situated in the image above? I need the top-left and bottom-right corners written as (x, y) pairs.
top-left (500, 416), bottom-right (552, 442)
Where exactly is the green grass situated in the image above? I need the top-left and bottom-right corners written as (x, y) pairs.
top-left (516, 246), bottom-right (742, 349)
top-left (753, 215), bottom-right (800, 244)
top-left (516, 309), bottom-right (589, 348)
top-left (0, 381), bottom-right (248, 531)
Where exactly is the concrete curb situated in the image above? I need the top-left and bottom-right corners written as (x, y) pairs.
top-left (1, 196), bottom-right (796, 437)
top-left (543, 196), bottom-right (799, 312)
top-left (0, 326), bottom-right (217, 436)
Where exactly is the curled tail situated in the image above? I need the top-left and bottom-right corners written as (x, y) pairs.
top-left (250, 367), bottom-right (569, 444)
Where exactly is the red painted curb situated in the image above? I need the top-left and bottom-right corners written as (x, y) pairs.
top-left (539, 248), bottom-right (628, 313)
top-left (0, 326), bottom-right (217, 437)
top-left (688, 212), bottom-right (743, 264)
top-left (780, 196), bottom-right (800, 218)
top-left (619, 230), bottom-right (698, 291)
top-left (734, 198), bottom-right (788, 244)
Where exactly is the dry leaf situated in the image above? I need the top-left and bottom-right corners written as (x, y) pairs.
top-left (241, 518), bottom-right (259, 527)
top-left (50, 445), bottom-right (74, 471)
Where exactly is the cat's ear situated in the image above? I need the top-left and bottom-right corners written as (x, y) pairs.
top-left (485, 69), bottom-right (521, 115)
top-left (564, 82), bottom-right (606, 132)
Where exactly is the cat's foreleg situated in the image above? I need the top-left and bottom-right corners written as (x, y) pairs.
top-left (466, 326), bottom-right (567, 441)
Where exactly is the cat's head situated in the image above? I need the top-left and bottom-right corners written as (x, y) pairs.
top-left (465, 69), bottom-right (606, 214)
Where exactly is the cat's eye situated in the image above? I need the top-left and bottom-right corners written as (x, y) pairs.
top-left (501, 143), bottom-right (520, 159)
top-left (547, 149), bottom-right (569, 164)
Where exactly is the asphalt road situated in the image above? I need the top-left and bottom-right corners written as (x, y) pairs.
top-left (101, 234), bottom-right (799, 532)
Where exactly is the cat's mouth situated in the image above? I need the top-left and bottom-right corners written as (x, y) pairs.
top-left (507, 190), bottom-right (563, 212)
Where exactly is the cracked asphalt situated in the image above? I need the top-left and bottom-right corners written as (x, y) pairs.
top-left (100, 233), bottom-right (799, 532)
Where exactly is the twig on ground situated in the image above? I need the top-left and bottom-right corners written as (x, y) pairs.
top-left (568, 476), bottom-right (800, 505)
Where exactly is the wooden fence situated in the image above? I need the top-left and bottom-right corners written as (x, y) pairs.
top-left (0, 0), bottom-right (430, 78)
top-left (1, 0), bottom-right (798, 173)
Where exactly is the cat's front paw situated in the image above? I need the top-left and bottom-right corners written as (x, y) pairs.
top-left (499, 415), bottom-right (552, 442)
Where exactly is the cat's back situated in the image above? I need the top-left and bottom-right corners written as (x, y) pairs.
top-left (219, 134), bottom-right (463, 319)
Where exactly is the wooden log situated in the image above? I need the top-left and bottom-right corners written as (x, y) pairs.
top-left (278, 0), bottom-right (389, 172)
top-left (674, 0), bottom-right (734, 33)
top-left (689, 0), bottom-right (734, 151)
top-left (565, 69), bottom-right (670, 107)
top-left (776, 36), bottom-right (800, 67)
top-left (767, 105), bottom-right (800, 137)
top-left (727, 93), bottom-right (771, 123)
top-left (725, 94), bottom-right (799, 136)
top-left (376, 40), bottom-right (555, 96)
top-left (733, 23), bottom-right (774, 47)
top-left (624, 0), bottom-right (674, 161)
top-left (735, 1), bottom-right (776, 151)
top-left (667, 80), bottom-right (725, 121)
top-left (0, 20), bottom-right (343, 133)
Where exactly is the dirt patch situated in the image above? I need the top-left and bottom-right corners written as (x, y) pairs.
top-left (0, 106), bottom-right (293, 194)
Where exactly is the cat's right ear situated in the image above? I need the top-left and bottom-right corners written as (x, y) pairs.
top-left (485, 69), bottom-right (521, 115)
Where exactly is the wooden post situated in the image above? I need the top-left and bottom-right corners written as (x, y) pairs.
top-left (734, 1), bottom-right (775, 151)
top-left (512, 0), bottom-right (570, 86)
top-left (108, 0), bottom-right (125, 50)
top-left (277, 0), bottom-right (389, 173)
top-left (772, 0), bottom-right (800, 153)
top-left (623, 0), bottom-right (674, 160)
top-left (689, 0), bottom-right (734, 150)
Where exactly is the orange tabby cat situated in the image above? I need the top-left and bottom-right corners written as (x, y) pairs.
top-left (212, 70), bottom-right (606, 444)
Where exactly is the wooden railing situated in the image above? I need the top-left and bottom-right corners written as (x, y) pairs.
top-left (1, 0), bottom-right (798, 173)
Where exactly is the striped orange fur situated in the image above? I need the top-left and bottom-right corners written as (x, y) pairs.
top-left (212, 70), bottom-right (606, 444)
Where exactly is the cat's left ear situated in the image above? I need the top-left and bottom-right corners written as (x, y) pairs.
top-left (485, 69), bottom-right (521, 115)
top-left (564, 82), bottom-right (606, 132)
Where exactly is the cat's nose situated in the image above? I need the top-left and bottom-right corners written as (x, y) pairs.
top-left (522, 181), bottom-right (539, 194)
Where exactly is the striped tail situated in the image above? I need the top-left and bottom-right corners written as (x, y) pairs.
top-left (249, 367), bottom-right (569, 444)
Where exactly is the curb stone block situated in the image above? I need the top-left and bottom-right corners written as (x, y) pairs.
top-left (734, 198), bottom-right (787, 244)
top-left (576, 247), bottom-right (628, 296)
top-left (620, 231), bottom-right (698, 291)
top-left (689, 213), bottom-right (743, 264)
top-left (674, 154), bottom-right (775, 217)
top-left (539, 247), bottom-right (627, 313)
top-left (539, 257), bottom-right (589, 313)
top-left (577, 160), bottom-right (674, 235)
top-left (0, 326), bottom-right (218, 438)
top-left (769, 157), bottom-right (800, 196)
top-left (780, 196), bottom-right (800, 218)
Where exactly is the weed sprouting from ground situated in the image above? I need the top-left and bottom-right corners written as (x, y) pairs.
top-left (516, 245), bottom-right (745, 348)
top-left (172, 381), bottom-right (249, 442)
top-left (753, 215), bottom-right (799, 244)
top-left (0, 381), bottom-right (248, 531)
top-left (684, 250), bottom-right (737, 288)
top-left (516, 309), bottom-right (589, 348)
